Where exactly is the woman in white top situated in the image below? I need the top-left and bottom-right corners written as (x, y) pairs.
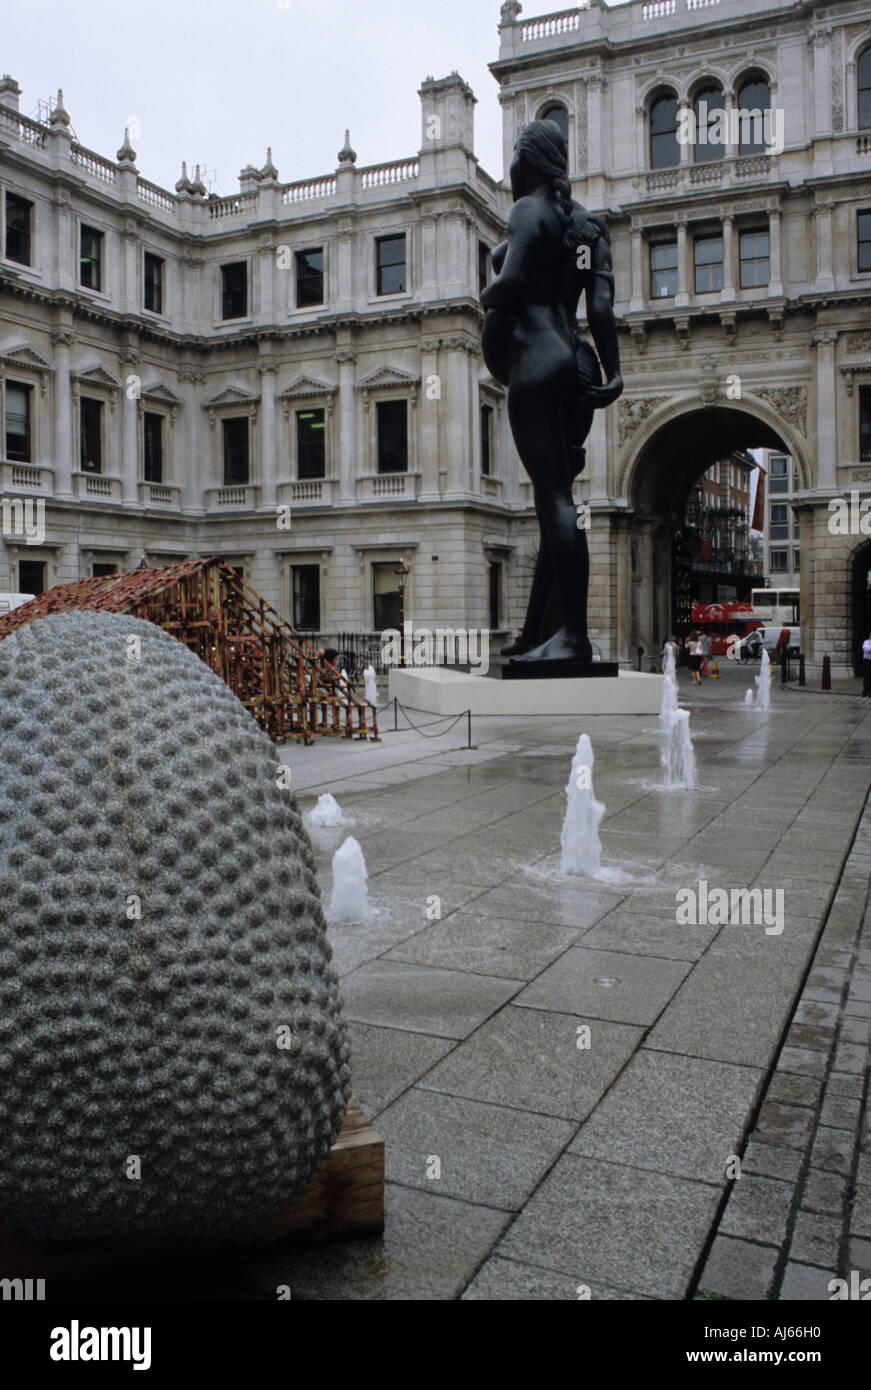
top-left (686, 630), bottom-right (704, 687)
top-left (862, 633), bottom-right (871, 696)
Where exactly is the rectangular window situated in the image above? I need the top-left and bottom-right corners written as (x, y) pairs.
top-left (859, 211), bottom-right (871, 274)
top-left (793, 547), bottom-right (800, 572)
top-left (222, 416), bottom-right (249, 485)
top-left (92, 563), bottom-right (117, 577)
top-left (861, 387), bottom-right (871, 462)
top-left (292, 564), bottom-right (320, 630)
top-left (295, 248), bottom-right (324, 307)
top-left (80, 225), bottom-right (103, 290)
top-left (739, 229), bottom-right (769, 288)
top-left (221, 261), bottom-right (247, 319)
top-left (769, 454), bottom-right (789, 493)
top-left (79, 397), bottom-right (102, 473)
top-left (478, 241), bottom-right (490, 296)
top-left (376, 234), bottom-right (406, 295)
top-left (373, 561), bottom-right (401, 631)
top-left (297, 408), bottom-right (326, 479)
top-left (143, 411), bottom-right (163, 483)
top-left (5, 192), bottom-right (32, 265)
top-left (650, 241), bottom-right (678, 297)
top-left (481, 404), bottom-right (493, 476)
top-left (376, 399), bottom-right (407, 474)
top-left (793, 514), bottom-right (800, 539)
top-left (144, 252), bottom-right (163, 314)
top-left (770, 548), bottom-right (788, 573)
top-left (5, 382), bottom-right (31, 462)
top-left (694, 236), bottom-right (723, 294)
top-left (18, 558), bottom-right (44, 594)
top-left (770, 502), bottom-right (789, 540)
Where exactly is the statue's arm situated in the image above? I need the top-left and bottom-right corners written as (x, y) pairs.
top-left (480, 200), bottom-right (541, 309)
top-left (583, 217), bottom-right (623, 408)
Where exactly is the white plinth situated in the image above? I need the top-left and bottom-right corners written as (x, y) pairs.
top-left (388, 666), bottom-right (663, 716)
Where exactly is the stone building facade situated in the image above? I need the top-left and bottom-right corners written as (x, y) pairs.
top-left (2, 0), bottom-right (871, 674)
top-left (494, 0), bottom-right (871, 675)
top-left (0, 72), bottom-right (524, 643)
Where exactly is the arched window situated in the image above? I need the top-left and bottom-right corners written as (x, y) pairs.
top-left (737, 76), bottom-right (771, 154)
top-left (693, 85), bottom-right (726, 162)
top-left (650, 93), bottom-right (680, 169)
top-left (859, 47), bottom-right (871, 129)
top-left (540, 103), bottom-right (569, 144)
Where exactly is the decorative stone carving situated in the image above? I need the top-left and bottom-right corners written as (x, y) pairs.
top-left (831, 27), bottom-right (844, 133)
top-left (618, 397), bottom-right (659, 447)
top-left (755, 386), bottom-right (808, 436)
top-left (0, 610), bottom-right (350, 1240)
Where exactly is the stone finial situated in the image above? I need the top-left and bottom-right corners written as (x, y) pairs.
top-left (117, 127), bottom-right (137, 164)
top-left (49, 88), bottom-right (70, 128)
top-left (499, 0), bottom-right (522, 25)
top-left (338, 128), bottom-right (356, 164)
top-left (190, 164), bottom-right (207, 196)
top-left (260, 146), bottom-right (278, 180)
top-left (175, 161), bottom-right (193, 193)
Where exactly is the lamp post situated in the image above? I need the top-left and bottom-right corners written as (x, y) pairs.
top-left (395, 557), bottom-right (409, 666)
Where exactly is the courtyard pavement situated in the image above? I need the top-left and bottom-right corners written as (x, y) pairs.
top-left (50, 664), bottom-right (871, 1300)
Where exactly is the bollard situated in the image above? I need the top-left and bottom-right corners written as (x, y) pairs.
top-left (799, 654), bottom-right (806, 687)
top-left (822, 655), bottom-right (831, 691)
top-left (781, 650), bottom-right (788, 686)
top-left (394, 695), bottom-right (399, 731)
top-left (636, 646), bottom-right (643, 672)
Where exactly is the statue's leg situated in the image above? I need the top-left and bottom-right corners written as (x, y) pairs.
top-left (507, 391), bottom-right (592, 663)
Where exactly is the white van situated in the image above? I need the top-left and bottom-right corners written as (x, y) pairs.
top-left (740, 625), bottom-right (800, 659)
top-left (0, 593), bottom-right (34, 617)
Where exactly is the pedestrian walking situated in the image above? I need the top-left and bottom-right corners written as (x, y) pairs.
top-left (699, 630), bottom-right (711, 676)
top-left (686, 630), bottom-right (704, 687)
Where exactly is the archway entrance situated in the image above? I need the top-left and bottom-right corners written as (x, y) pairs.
top-left (625, 404), bottom-right (793, 661)
top-left (851, 544), bottom-right (871, 675)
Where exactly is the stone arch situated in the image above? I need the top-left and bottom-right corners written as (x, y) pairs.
top-left (730, 61), bottom-right (776, 93)
top-left (639, 76), bottom-right (681, 109)
top-left (687, 70), bottom-right (730, 104)
top-left (618, 394), bottom-right (812, 509)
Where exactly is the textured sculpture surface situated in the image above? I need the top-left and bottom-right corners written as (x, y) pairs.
top-left (0, 611), bottom-right (350, 1240)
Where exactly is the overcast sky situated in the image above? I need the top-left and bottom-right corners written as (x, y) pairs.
top-left (5, 0), bottom-right (630, 195)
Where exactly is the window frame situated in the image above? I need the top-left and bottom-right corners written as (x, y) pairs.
top-left (4, 191), bottom-right (32, 266)
top-left (694, 234), bottom-right (724, 294)
top-left (79, 223), bottom-right (104, 292)
top-left (79, 395), bottom-right (103, 474)
top-left (376, 398), bottom-right (408, 474)
top-left (295, 247), bottom-right (324, 308)
top-left (860, 386), bottom-right (871, 463)
top-left (858, 210), bottom-right (871, 274)
top-left (649, 93), bottom-right (680, 170)
top-left (858, 46), bottom-right (871, 130)
top-left (220, 260), bottom-right (249, 321)
top-left (375, 234), bottom-right (407, 297)
top-left (650, 239), bottom-right (678, 298)
top-left (221, 415), bottom-right (250, 485)
top-left (296, 407), bottom-right (327, 480)
top-left (143, 251), bottom-right (164, 315)
top-left (739, 227), bottom-right (770, 289)
top-left (3, 379), bottom-right (32, 462)
top-left (291, 563), bottom-right (320, 630)
top-left (692, 86), bottom-right (726, 164)
top-left (142, 410), bottom-right (164, 483)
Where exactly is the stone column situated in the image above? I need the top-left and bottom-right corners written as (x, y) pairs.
top-left (50, 328), bottom-right (74, 498)
top-left (813, 329), bottom-right (838, 491)
top-left (721, 215), bottom-right (735, 302)
top-left (335, 349), bottom-right (357, 504)
top-left (418, 338), bottom-right (441, 502)
top-left (630, 223), bottom-right (644, 312)
top-left (120, 354), bottom-right (140, 506)
top-left (813, 202), bottom-right (835, 292)
top-left (676, 219), bottom-right (689, 306)
top-left (723, 92), bottom-right (736, 160)
top-left (443, 342), bottom-right (472, 499)
top-left (768, 207), bottom-right (783, 296)
top-left (258, 362), bottom-right (278, 510)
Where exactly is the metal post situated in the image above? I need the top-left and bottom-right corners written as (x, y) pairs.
top-left (799, 654), bottom-right (806, 687)
top-left (394, 695), bottom-right (398, 732)
top-left (467, 709), bottom-right (471, 750)
top-left (822, 655), bottom-right (831, 691)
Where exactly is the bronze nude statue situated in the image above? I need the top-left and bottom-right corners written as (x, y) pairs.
top-left (481, 119), bottom-right (623, 667)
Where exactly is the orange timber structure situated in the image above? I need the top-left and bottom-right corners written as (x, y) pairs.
top-left (0, 558), bottom-right (378, 745)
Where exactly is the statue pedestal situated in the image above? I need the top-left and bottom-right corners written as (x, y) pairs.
top-left (389, 666), bottom-right (662, 716)
top-left (503, 660), bottom-right (620, 680)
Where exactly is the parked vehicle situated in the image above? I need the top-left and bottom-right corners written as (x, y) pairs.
top-left (734, 625), bottom-right (801, 661)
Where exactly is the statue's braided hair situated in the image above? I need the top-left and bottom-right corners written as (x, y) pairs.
top-left (514, 119), bottom-right (589, 255)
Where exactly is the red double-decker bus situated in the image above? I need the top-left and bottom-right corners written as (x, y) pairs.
top-left (690, 602), bottom-right (764, 657)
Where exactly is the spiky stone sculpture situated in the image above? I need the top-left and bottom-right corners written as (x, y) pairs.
top-left (0, 611), bottom-right (350, 1240)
